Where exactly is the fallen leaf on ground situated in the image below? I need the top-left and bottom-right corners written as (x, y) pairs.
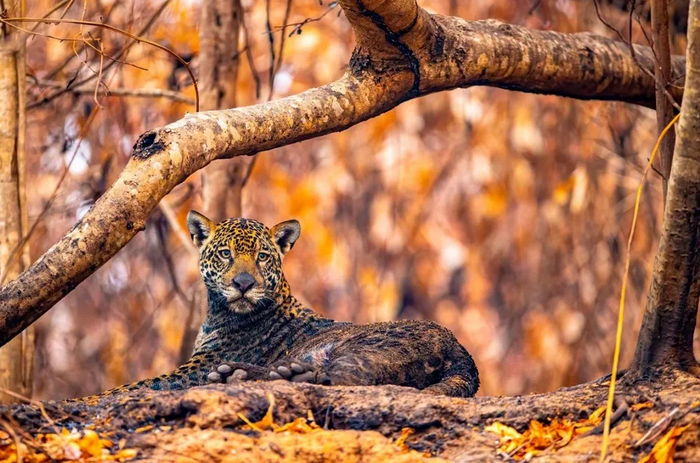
top-left (0, 426), bottom-right (138, 462)
top-left (638, 424), bottom-right (691, 463)
top-left (485, 406), bottom-right (606, 460)
top-left (631, 402), bottom-right (654, 412)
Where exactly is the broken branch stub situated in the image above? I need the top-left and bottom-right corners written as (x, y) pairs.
top-left (0, 0), bottom-right (689, 347)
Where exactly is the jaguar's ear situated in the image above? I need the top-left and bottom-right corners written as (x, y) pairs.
top-left (270, 220), bottom-right (301, 256)
top-left (187, 210), bottom-right (216, 249)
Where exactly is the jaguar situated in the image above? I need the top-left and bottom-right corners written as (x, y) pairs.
top-left (102, 212), bottom-right (479, 398)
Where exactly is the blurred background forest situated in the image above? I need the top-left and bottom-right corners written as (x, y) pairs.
top-left (12, 0), bottom-right (695, 399)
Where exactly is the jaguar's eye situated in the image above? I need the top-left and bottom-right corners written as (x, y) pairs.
top-left (218, 249), bottom-right (232, 259)
top-left (257, 252), bottom-right (269, 262)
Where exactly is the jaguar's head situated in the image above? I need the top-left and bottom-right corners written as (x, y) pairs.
top-left (186, 211), bottom-right (300, 314)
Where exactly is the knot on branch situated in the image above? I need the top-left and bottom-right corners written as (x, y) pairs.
top-left (340, 0), bottom-right (438, 98)
top-left (132, 130), bottom-right (166, 159)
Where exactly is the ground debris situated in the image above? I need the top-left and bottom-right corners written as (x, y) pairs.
top-left (485, 406), bottom-right (605, 460)
top-left (639, 424), bottom-right (692, 463)
top-left (0, 426), bottom-right (137, 463)
top-left (2, 372), bottom-right (700, 462)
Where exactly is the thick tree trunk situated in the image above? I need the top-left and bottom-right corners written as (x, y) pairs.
top-left (179, 0), bottom-right (245, 364)
top-left (652, 0), bottom-right (677, 202)
top-left (0, 0), bottom-right (34, 404)
top-left (0, 0), bottom-right (689, 348)
top-left (629, 0), bottom-right (700, 376)
top-left (199, 0), bottom-right (245, 223)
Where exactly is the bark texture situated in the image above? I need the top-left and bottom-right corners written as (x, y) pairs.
top-left (652, 0), bottom-right (677, 201)
top-left (4, 372), bottom-right (700, 462)
top-left (629, 0), bottom-right (700, 375)
top-left (177, 0), bottom-right (246, 364)
top-left (0, 0), bottom-right (690, 348)
top-left (199, 0), bottom-right (245, 223)
top-left (0, 0), bottom-right (34, 403)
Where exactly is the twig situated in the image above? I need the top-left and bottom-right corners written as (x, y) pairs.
top-left (592, 0), bottom-right (681, 112)
top-left (26, 0), bottom-right (175, 109)
top-left (0, 420), bottom-right (22, 463)
top-left (0, 387), bottom-right (59, 434)
top-left (582, 398), bottom-right (630, 437)
top-left (265, 0), bottom-right (276, 100)
top-left (155, 216), bottom-right (189, 306)
top-left (93, 38), bottom-right (105, 107)
top-left (634, 407), bottom-right (680, 447)
top-left (274, 0), bottom-right (293, 79)
top-left (59, 0), bottom-right (77, 20)
top-left (30, 0), bottom-right (71, 33)
top-left (43, 0), bottom-right (124, 77)
top-left (1, 16), bottom-right (199, 111)
top-left (32, 79), bottom-right (195, 104)
top-left (273, 2), bottom-right (338, 37)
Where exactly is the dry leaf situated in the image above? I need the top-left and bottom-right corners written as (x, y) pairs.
top-left (638, 424), bottom-right (691, 463)
top-left (631, 402), bottom-right (654, 412)
top-left (485, 407), bottom-right (605, 460)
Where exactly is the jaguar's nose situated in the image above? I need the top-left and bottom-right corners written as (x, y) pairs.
top-left (233, 272), bottom-right (256, 294)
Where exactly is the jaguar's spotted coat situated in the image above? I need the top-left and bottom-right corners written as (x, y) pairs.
top-left (100, 213), bottom-right (479, 398)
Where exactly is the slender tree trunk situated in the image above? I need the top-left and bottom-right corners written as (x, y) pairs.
top-left (179, 0), bottom-right (244, 363)
top-left (652, 0), bottom-right (677, 202)
top-left (0, 0), bottom-right (34, 403)
top-left (629, 0), bottom-right (700, 376)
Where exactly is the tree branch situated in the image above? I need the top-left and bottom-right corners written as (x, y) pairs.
top-left (31, 79), bottom-right (195, 104)
top-left (0, 0), bottom-right (688, 347)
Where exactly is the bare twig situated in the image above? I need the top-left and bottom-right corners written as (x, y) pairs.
top-left (93, 39), bottom-right (105, 107)
top-left (0, 420), bottom-right (23, 463)
top-left (592, 0), bottom-right (681, 111)
top-left (43, 0), bottom-right (124, 78)
top-left (634, 407), bottom-right (681, 447)
top-left (59, 0), bottom-right (77, 19)
top-left (265, 0), bottom-right (276, 100)
top-left (1, 16), bottom-right (199, 111)
top-left (0, 387), bottom-right (58, 434)
top-left (25, 0), bottom-right (174, 109)
top-left (32, 79), bottom-right (195, 104)
top-left (273, 1), bottom-right (339, 37)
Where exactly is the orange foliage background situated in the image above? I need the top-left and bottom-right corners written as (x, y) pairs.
top-left (15, 0), bottom-right (696, 399)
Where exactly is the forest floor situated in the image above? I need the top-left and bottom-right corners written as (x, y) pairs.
top-left (1, 369), bottom-right (699, 462)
